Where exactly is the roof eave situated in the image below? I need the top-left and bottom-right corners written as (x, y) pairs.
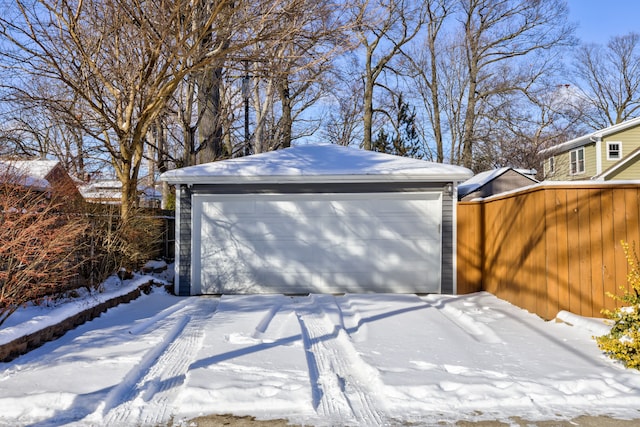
top-left (161, 172), bottom-right (473, 185)
top-left (539, 136), bottom-right (593, 156)
top-left (540, 116), bottom-right (640, 156)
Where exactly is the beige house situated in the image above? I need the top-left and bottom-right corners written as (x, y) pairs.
top-left (539, 116), bottom-right (640, 181)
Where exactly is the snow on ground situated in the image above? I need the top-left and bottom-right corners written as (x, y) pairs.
top-left (1, 283), bottom-right (640, 426)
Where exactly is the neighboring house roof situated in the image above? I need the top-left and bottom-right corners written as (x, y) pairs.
top-left (11, 160), bottom-right (60, 181)
top-left (0, 160), bottom-right (59, 192)
top-left (79, 180), bottom-right (162, 203)
top-left (458, 167), bottom-right (538, 200)
top-left (458, 168), bottom-right (509, 197)
top-left (539, 116), bottom-right (640, 156)
top-left (160, 144), bottom-right (473, 185)
top-left (79, 180), bottom-right (123, 202)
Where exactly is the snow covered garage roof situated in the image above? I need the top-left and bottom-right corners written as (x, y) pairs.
top-left (160, 144), bottom-right (473, 184)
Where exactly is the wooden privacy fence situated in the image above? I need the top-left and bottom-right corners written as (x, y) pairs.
top-left (457, 182), bottom-right (640, 319)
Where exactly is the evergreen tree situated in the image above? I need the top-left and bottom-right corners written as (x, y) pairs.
top-left (372, 94), bottom-right (423, 158)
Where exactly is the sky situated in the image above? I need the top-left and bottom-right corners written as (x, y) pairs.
top-left (566, 0), bottom-right (640, 44)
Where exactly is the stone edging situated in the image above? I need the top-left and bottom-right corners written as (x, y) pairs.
top-left (0, 280), bottom-right (158, 363)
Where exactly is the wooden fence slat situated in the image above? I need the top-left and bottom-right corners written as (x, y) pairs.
top-left (613, 189), bottom-right (629, 305)
top-left (588, 190), bottom-right (604, 318)
top-left (544, 188), bottom-right (560, 320)
top-left (555, 188), bottom-right (571, 315)
top-left (566, 189), bottom-right (582, 315)
top-left (531, 190), bottom-right (547, 319)
top-left (601, 190), bottom-right (617, 314)
top-left (578, 189), bottom-right (593, 316)
top-left (456, 203), bottom-right (483, 294)
top-left (482, 199), bottom-right (500, 296)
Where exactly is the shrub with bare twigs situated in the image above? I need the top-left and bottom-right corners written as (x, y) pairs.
top-left (0, 167), bottom-right (88, 327)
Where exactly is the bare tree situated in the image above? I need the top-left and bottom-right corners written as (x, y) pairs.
top-left (2, 92), bottom-right (98, 179)
top-left (473, 82), bottom-right (583, 174)
top-left (403, 0), bottom-right (453, 162)
top-left (571, 33), bottom-right (640, 129)
top-left (349, 0), bottom-right (428, 150)
top-left (455, 0), bottom-right (574, 168)
top-left (242, 0), bottom-right (345, 153)
top-left (0, 0), bottom-right (300, 222)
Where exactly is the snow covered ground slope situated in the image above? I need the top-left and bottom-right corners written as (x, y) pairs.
top-left (1, 288), bottom-right (639, 426)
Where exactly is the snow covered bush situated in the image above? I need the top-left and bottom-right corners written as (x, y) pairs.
top-left (0, 169), bottom-right (89, 326)
top-left (597, 241), bottom-right (640, 369)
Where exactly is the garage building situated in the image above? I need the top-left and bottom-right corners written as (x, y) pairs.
top-left (160, 144), bottom-right (472, 296)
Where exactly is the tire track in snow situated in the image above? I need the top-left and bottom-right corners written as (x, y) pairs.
top-left (337, 297), bottom-right (368, 342)
top-left (127, 297), bottom-right (194, 336)
top-left (423, 296), bottom-right (504, 344)
top-left (94, 297), bottom-right (218, 426)
top-left (295, 295), bottom-right (385, 426)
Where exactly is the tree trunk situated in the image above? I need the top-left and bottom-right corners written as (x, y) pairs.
top-left (278, 78), bottom-right (293, 149)
top-left (197, 65), bottom-right (225, 163)
top-left (363, 69), bottom-right (374, 151)
top-left (429, 34), bottom-right (444, 163)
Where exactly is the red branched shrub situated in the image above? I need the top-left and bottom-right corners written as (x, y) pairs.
top-left (0, 169), bottom-right (88, 326)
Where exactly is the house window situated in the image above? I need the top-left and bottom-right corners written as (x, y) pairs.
top-left (607, 142), bottom-right (622, 160)
top-left (548, 156), bottom-right (555, 174)
top-left (570, 147), bottom-right (585, 175)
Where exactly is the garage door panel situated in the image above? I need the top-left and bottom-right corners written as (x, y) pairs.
top-left (378, 238), bottom-right (441, 254)
top-left (200, 269), bottom-right (314, 294)
top-left (314, 242), bottom-right (372, 265)
top-left (203, 200), bottom-right (256, 216)
top-left (314, 268), bottom-right (435, 293)
top-left (377, 220), bottom-right (439, 240)
top-left (194, 192), bottom-right (442, 294)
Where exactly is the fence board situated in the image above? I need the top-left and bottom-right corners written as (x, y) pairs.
top-left (456, 202), bottom-right (483, 294)
top-left (613, 189), bottom-right (629, 305)
top-left (555, 189), bottom-right (570, 315)
top-left (544, 189), bottom-right (560, 320)
top-left (457, 183), bottom-right (640, 319)
top-left (588, 190), bottom-right (604, 317)
top-left (601, 190), bottom-right (617, 314)
top-left (566, 189), bottom-right (581, 315)
top-left (531, 190), bottom-right (547, 318)
top-left (578, 189), bottom-right (593, 316)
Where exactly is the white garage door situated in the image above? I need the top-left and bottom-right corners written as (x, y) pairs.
top-left (192, 192), bottom-right (442, 294)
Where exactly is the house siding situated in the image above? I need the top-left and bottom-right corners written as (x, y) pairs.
top-left (605, 159), bottom-right (640, 180)
top-left (441, 185), bottom-right (454, 294)
top-left (601, 128), bottom-right (640, 175)
top-left (546, 143), bottom-right (596, 180)
top-left (177, 185), bottom-right (192, 296)
top-left (584, 143), bottom-right (598, 177)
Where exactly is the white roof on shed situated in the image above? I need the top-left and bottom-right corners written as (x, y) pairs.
top-left (161, 144), bottom-right (473, 184)
top-left (458, 167), bottom-right (538, 197)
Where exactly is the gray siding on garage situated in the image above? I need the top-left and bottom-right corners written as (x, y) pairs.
top-left (441, 186), bottom-right (454, 294)
top-left (177, 185), bottom-right (192, 296)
